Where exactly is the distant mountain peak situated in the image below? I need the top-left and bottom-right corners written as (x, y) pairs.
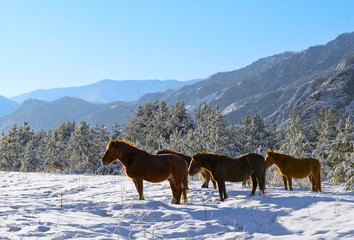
top-left (11, 79), bottom-right (199, 104)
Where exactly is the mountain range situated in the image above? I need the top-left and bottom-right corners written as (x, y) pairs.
top-left (0, 32), bottom-right (353, 132)
top-left (10, 79), bottom-right (200, 104)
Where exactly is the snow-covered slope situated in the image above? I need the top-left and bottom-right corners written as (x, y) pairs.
top-left (140, 32), bottom-right (354, 125)
top-left (1, 171), bottom-right (353, 239)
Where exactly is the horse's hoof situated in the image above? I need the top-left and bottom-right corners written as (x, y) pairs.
top-left (201, 184), bottom-right (208, 188)
top-left (171, 198), bottom-right (178, 204)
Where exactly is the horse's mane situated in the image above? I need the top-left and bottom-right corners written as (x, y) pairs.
top-left (110, 139), bottom-right (145, 152)
top-left (266, 150), bottom-right (299, 161)
top-left (157, 148), bottom-right (185, 155)
top-left (193, 152), bottom-right (232, 161)
top-left (265, 150), bottom-right (282, 157)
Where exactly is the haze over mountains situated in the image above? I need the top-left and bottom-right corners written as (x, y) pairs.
top-left (1, 32), bottom-right (353, 131)
top-left (10, 79), bottom-right (200, 104)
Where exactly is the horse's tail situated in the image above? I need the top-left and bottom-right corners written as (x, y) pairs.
top-left (182, 164), bottom-right (188, 203)
top-left (317, 170), bottom-right (322, 192)
top-left (315, 159), bottom-right (322, 192)
top-left (260, 160), bottom-right (266, 194)
top-left (246, 153), bottom-right (266, 195)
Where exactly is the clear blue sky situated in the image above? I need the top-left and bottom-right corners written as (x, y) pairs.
top-left (0, 0), bottom-right (353, 98)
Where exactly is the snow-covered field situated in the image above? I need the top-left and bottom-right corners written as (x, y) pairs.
top-left (0, 171), bottom-right (353, 239)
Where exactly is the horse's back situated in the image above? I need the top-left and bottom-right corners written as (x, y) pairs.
top-left (289, 157), bottom-right (320, 178)
top-left (157, 150), bottom-right (191, 163)
top-left (216, 156), bottom-right (252, 182)
top-left (154, 153), bottom-right (188, 173)
top-left (244, 153), bottom-right (266, 165)
top-left (307, 157), bottom-right (321, 172)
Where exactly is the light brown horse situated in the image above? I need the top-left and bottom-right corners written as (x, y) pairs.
top-left (265, 150), bottom-right (322, 192)
top-left (102, 140), bottom-right (188, 204)
top-left (189, 152), bottom-right (266, 201)
top-left (157, 149), bottom-right (217, 189)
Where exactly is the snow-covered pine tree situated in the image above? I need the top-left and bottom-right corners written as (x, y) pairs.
top-left (21, 130), bottom-right (46, 172)
top-left (67, 121), bottom-right (100, 173)
top-left (184, 103), bottom-right (230, 155)
top-left (168, 101), bottom-right (194, 136)
top-left (280, 107), bottom-right (313, 157)
top-left (0, 125), bottom-right (21, 170)
top-left (123, 102), bottom-right (155, 148)
top-left (111, 122), bottom-right (122, 140)
top-left (327, 116), bottom-right (353, 190)
top-left (227, 124), bottom-right (249, 157)
top-left (42, 130), bottom-right (65, 173)
top-left (313, 106), bottom-right (342, 172)
top-left (165, 101), bottom-right (195, 153)
top-left (238, 113), bottom-right (275, 153)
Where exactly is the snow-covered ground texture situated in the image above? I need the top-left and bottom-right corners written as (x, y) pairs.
top-left (1, 171), bottom-right (353, 240)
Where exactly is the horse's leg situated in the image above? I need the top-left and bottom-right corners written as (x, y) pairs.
top-left (308, 175), bottom-right (316, 192)
top-left (288, 176), bottom-right (293, 191)
top-left (171, 169), bottom-right (186, 204)
top-left (168, 179), bottom-right (179, 204)
top-left (250, 173), bottom-right (257, 196)
top-left (182, 169), bottom-right (188, 203)
top-left (217, 180), bottom-right (227, 201)
top-left (282, 176), bottom-right (288, 191)
top-left (258, 169), bottom-right (266, 196)
top-left (314, 172), bottom-right (322, 192)
top-left (242, 177), bottom-right (251, 188)
top-left (312, 164), bottom-right (322, 192)
top-left (317, 174), bottom-right (322, 192)
top-left (211, 178), bottom-right (217, 189)
top-left (133, 178), bottom-right (144, 200)
top-left (201, 170), bottom-right (209, 188)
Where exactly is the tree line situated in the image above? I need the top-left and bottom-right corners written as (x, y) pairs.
top-left (0, 101), bottom-right (352, 190)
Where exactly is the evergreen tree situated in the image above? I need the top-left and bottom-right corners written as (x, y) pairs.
top-left (111, 122), bottom-right (122, 140)
top-left (68, 121), bottom-right (100, 173)
top-left (0, 125), bottom-right (21, 170)
top-left (123, 102), bottom-right (155, 147)
top-left (280, 107), bottom-right (313, 157)
top-left (185, 103), bottom-right (229, 155)
top-left (327, 116), bottom-right (353, 190)
top-left (20, 131), bottom-right (46, 172)
top-left (168, 101), bottom-right (194, 136)
top-left (314, 106), bottom-right (342, 167)
top-left (239, 113), bottom-right (275, 152)
top-left (42, 130), bottom-right (66, 173)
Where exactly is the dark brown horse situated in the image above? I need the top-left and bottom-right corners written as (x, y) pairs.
top-left (157, 149), bottom-right (217, 189)
top-left (102, 140), bottom-right (188, 204)
top-left (189, 152), bottom-right (266, 201)
top-left (265, 150), bottom-right (322, 192)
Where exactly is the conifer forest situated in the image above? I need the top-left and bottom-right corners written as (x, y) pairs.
top-left (0, 101), bottom-right (352, 190)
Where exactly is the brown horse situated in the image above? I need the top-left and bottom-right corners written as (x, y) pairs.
top-left (265, 150), bottom-right (322, 192)
top-left (189, 152), bottom-right (266, 201)
top-left (102, 140), bottom-right (188, 204)
top-left (157, 149), bottom-right (217, 189)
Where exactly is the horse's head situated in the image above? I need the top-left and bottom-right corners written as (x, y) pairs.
top-left (265, 150), bottom-right (276, 168)
top-left (102, 140), bottom-right (119, 166)
top-left (189, 153), bottom-right (203, 176)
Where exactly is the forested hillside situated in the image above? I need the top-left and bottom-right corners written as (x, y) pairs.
top-left (0, 101), bottom-right (352, 190)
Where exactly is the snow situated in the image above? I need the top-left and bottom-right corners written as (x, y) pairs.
top-left (1, 171), bottom-right (353, 239)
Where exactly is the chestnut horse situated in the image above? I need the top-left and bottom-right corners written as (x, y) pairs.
top-left (189, 152), bottom-right (266, 201)
top-left (102, 140), bottom-right (188, 204)
top-left (265, 150), bottom-right (322, 192)
top-left (157, 149), bottom-right (217, 189)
